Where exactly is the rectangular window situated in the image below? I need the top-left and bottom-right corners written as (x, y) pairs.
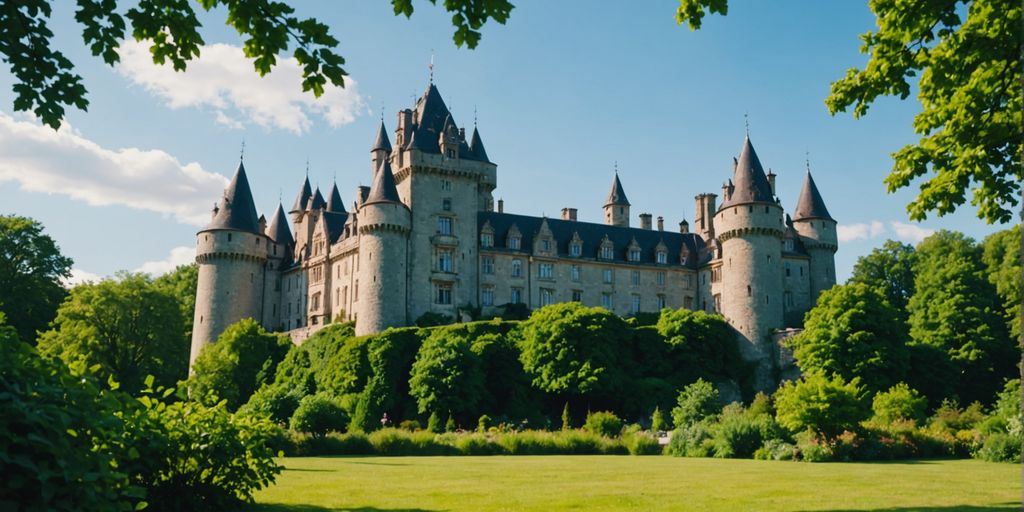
top-left (442, 198), bottom-right (452, 211)
top-left (441, 179), bottom-right (452, 191)
top-left (785, 291), bottom-right (794, 308)
top-left (684, 296), bottom-right (693, 309)
top-left (435, 283), bottom-right (453, 304)
top-left (601, 293), bottom-right (613, 310)
top-left (657, 295), bottom-right (666, 310)
top-left (539, 263), bottom-right (554, 279)
top-left (481, 233), bottom-right (494, 247)
top-left (602, 268), bottom-right (613, 284)
top-left (657, 251), bottom-right (667, 264)
top-left (511, 259), bottom-right (523, 278)
top-left (631, 294), bottom-right (641, 314)
top-left (601, 246), bottom-right (613, 259)
top-left (572, 290), bottom-right (583, 302)
top-left (482, 286), bottom-right (494, 307)
top-left (541, 239), bottom-right (551, 252)
top-left (509, 237), bottom-right (521, 250)
top-left (437, 216), bottom-right (453, 235)
top-left (570, 264), bottom-right (581, 282)
top-left (437, 250), bottom-right (453, 272)
top-left (510, 287), bottom-right (523, 304)
top-left (540, 288), bottom-right (554, 306)
top-left (481, 256), bottom-right (494, 275)
top-left (629, 249), bottom-right (641, 262)
top-left (713, 294), bottom-right (721, 313)
top-left (656, 272), bottom-right (666, 286)
top-left (785, 262), bottom-right (791, 277)
top-left (631, 270), bottom-right (640, 286)
top-left (570, 243), bottom-right (582, 257)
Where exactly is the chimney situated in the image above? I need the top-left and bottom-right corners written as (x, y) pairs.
top-left (767, 168), bottom-right (776, 195)
top-left (656, 216), bottom-right (664, 231)
top-left (497, 198), bottom-right (504, 213)
top-left (679, 220), bottom-right (690, 234)
top-left (561, 207), bottom-right (578, 221)
top-left (721, 181), bottom-right (731, 201)
top-left (459, 127), bottom-right (466, 141)
top-left (639, 213), bottom-right (653, 230)
top-left (258, 215), bottom-right (267, 235)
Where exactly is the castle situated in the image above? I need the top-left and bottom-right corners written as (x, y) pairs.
top-left (189, 81), bottom-right (837, 390)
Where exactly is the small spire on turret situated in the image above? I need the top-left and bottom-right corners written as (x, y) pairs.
top-left (372, 121), bottom-right (392, 153)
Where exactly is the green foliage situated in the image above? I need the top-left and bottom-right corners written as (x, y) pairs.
top-left (445, 414), bottom-right (457, 432)
top-left (414, 311), bottom-right (452, 327)
top-left (409, 327), bottom-right (484, 418)
top-left (290, 393), bottom-right (348, 438)
top-left (427, 411), bottom-right (443, 433)
top-left (774, 373), bottom-right (869, 438)
top-left (583, 411), bottom-right (623, 438)
top-left (561, 402), bottom-right (571, 430)
top-left (350, 327), bottom-right (421, 432)
top-left (651, 406), bottom-right (667, 432)
top-left (239, 384), bottom-right (301, 425)
top-left (189, 318), bottom-right (292, 410)
top-left (666, 421), bottom-right (714, 458)
top-left (656, 308), bottom-right (743, 381)
top-left (622, 430), bottom-right (663, 455)
top-left (848, 240), bottom-right (918, 314)
top-left (0, 215), bottom-right (72, 344)
top-left (976, 433), bottom-right (1022, 463)
top-left (908, 230), bottom-right (1017, 405)
top-left (671, 378), bottom-right (720, 428)
top-left (787, 283), bottom-right (909, 394)
top-left (477, 414), bottom-right (492, 433)
top-left (152, 263), bottom-right (198, 342)
top-left (37, 272), bottom-right (186, 394)
top-left (981, 227), bottom-right (1022, 342)
top-left (872, 383), bottom-right (928, 425)
top-left (710, 405), bottom-right (765, 459)
top-left (753, 438), bottom-right (796, 461)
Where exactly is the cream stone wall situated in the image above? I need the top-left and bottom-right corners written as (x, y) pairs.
top-left (794, 218), bottom-right (838, 303)
top-left (354, 200), bottom-right (410, 336)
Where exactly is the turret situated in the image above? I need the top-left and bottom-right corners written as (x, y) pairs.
top-left (190, 160), bottom-right (269, 370)
top-left (712, 135), bottom-right (785, 391)
top-left (603, 173), bottom-right (630, 227)
top-left (439, 114), bottom-right (460, 159)
top-left (372, 121), bottom-right (392, 173)
top-left (792, 170), bottom-right (838, 303)
top-left (354, 160), bottom-right (410, 336)
top-left (263, 203), bottom-right (293, 330)
top-left (290, 175), bottom-right (312, 222)
top-left (693, 193), bottom-right (717, 240)
top-left (469, 126), bottom-right (490, 162)
top-left (326, 182), bottom-right (346, 214)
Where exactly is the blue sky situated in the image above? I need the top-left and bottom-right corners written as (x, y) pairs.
top-left (0, 1), bottom-right (1009, 283)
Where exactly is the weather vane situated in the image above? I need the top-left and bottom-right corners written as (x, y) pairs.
top-left (805, 151), bottom-right (811, 172)
top-left (744, 112), bottom-right (749, 136)
top-left (240, 139), bottom-right (245, 161)
top-left (305, 157), bottom-right (309, 177)
top-left (474, 105), bottom-right (478, 127)
top-left (614, 160), bottom-right (618, 175)
top-left (429, 51), bottom-right (435, 84)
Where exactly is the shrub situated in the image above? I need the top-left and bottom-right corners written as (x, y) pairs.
top-left (711, 407), bottom-right (764, 458)
top-left (561, 403), bottom-right (571, 430)
top-left (368, 428), bottom-right (453, 456)
top-left (290, 393), bottom-right (349, 438)
top-left (584, 411), bottom-right (623, 438)
top-left (624, 431), bottom-right (662, 455)
top-left (672, 379), bottom-right (720, 428)
top-left (399, 419), bottom-right (422, 431)
top-left (427, 411), bottom-right (443, 433)
top-left (666, 421), bottom-right (715, 458)
top-left (928, 399), bottom-right (986, 433)
top-left (239, 385), bottom-right (301, 425)
top-left (754, 439), bottom-right (796, 461)
top-left (445, 414), bottom-right (457, 432)
top-left (478, 414), bottom-right (492, 433)
top-left (454, 434), bottom-right (506, 455)
top-left (976, 432), bottom-right (1023, 463)
top-left (189, 318), bottom-right (292, 410)
top-left (794, 430), bottom-right (835, 462)
top-left (288, 431), bottom-right (374, 456)
top-left (415, 312), bottom-right (452, 327)
top-left (775, 373), bottom-right (869, 438)
top-left (872, 383), bottom-right (927, 424)
top-left (651, 406), bottom-right (667, 432)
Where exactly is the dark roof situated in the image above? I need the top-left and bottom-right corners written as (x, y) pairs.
top-left (326, 183), bottom-right (346, 213)
top-left (469, 127), bottom-right (489, 162)
top-left (405, 83), bottom-right (452, 154)
top-left (357, 185), bottom-right (370, 206)
top-left (307, 187), bottom-right (327, 210)
top-left (364, 160), bottom-right (402, 205)
top-left (605, 174), bottom-right (630, 207)
top-left (372, 121), bottom-right (392, 152)
top-left (478, 211), bottom-right (711, 269)
top-left (206, 161), bottom-right (261, 233)
top-left (323, 211), bottom-right (348, 243)
top-left (720, 136), bottom-right (775, 208)
top-left (290, 176), bottom-right (312, 213)
top-left (793, 171), bottom-right (833, 221)
top-left (267, 203), bottom-right (294, 245)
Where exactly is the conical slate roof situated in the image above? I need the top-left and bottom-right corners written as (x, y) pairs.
top-left (604, 173), bottom-right (630, 207)
top-left (469, 127), bottom-right (489, 162)
top-left (406, 83), bottom-right (454, 154)
top-left (793, 171), bottom-right (833, 221)
top-left (720, 136), bottom-right (775, 208)
top-left (372, 121), bottom-right (392, 152)
top-left (267, 203), bottom-right (294, 245)
top-left (206, 161), bottom-right (260, 233)
top-left (364, 160), bottom-right (402, 205)
top-left (307, 187), bottom-right (327, 210)
top-left (326, 183), bottom-right (346, 213)
top-left (290, 175), bottom-right (312, 213)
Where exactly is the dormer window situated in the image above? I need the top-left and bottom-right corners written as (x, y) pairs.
top-left (656, 251), bottom-right (667, 264)
top-left (628, 249), bottom-right (641, 262)
top-left (509, 236), bottom-right (521, 250)
top-left (570, 243), bottom-right (582, 257)
top-left (481, 233), bottom-right (494, 247)
top-left (601, 246), bottom-right (613, 259)
top-left (541, 239), bottom-right (551, 252)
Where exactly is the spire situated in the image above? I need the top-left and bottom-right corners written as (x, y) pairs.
top-left (793, 170), bottom-right (834, 221)
top-left (720, 135), bottom-right (774, 207)
top-left (290, 175), bottom-right (312, 213)
top-left (469, 126), bottom-right (489, 162)
top-left (267, 203), bottom-right (294, 245)
top-left (604, 172), bottom-right (630, 207)
top-left (372, 121), bottom-right (392, 153)
top-left (365, 160), bottom-right (402, 205)
top-left (206, 161), bottom-right (260, 233)
top-left (326, 182), bottom-right (346, 213)
top-left (307, 187), bottom-right (327, 210)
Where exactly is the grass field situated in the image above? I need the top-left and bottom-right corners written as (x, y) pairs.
top-left (253, 456), bottom-right (1021, 511)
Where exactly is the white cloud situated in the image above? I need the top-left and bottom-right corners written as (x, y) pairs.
top-left (0, 112), bottom-right (228, 226)
top-left (890, 221), bottom-right (935, 244)
top-left (62, 268), bottom-right (104, 288)
top-left (837, 221), bottom-right (886, 242)
top-left (136, 246), bottom-right (197, 275)
top-left (116, 40), bottom-right (366, 133)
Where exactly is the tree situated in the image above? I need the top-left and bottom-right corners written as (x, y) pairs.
top-left (908, 230), bottom-right (1017, 405)
top-left (676, 0), bottom-right (1022, 223)
top-left (189, 318), bottom-right (292, 410)
top-left (655, 308), bottom-right (743, 381)
top-left (36, 272), bottom-right (186, 394)
top-left (871, 383), bottom-right (928, 425)
top-left (774, 373), bottom-right (869, 438)
top-left (671, 378), bottom-right (720, 428)
top-left (0, 215), bottom-right (72, 344)
top-left (981, 227), bottom-right (1022, 343)
top-left (153, 263), bottom-right (198, 343)
top-left (408, 328), bottom-right (485, 418)
top-left (290, 392), bottom-right (349, 438)
top-left (786, 283), bottom-right (909, 394)
top-left (3, 0), bottom-right (513, 129)
top-left (848, 240), bottom-right (918, 315)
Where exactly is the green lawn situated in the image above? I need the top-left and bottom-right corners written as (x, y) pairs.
top-left (253, 456), bottom-right (1021, 511)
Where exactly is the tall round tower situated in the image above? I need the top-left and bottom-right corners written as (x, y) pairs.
top-left (713, 136), bottom-right (786, 391)
top-left (792, 170), bottom-right (838, 305)
top-left (190, 161), bottom-right (268, 369)
top-left (354, 159), bottom-right (410, 336)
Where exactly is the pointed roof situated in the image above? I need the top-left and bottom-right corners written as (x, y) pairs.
top-left (364, 160), bottom-right (402, 205)
top-left (604, 173), bottom-right (630, 207)
top-left (720, 136), bottom-right (775, 208)
top-left (290, 176), bottom-right (312, 213)
top-left (206, 161), bottom-right (261, 233)
top-left (307, 187), bottom-right (327, 210)
top-left (372, 121), bottom-right (392, 152)
top-left (267, 203), bottom-right (294, 245)
top-left (793, 171), bottom-right (833, 221)
top-left (406, 83), bottom-right (454, 154)
top-left (326, 183), bottom-right (346, 213)
top-left (469, 127), bottom-right (489, 162)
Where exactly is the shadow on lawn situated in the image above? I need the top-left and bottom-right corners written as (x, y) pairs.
top-left (252, 505), bottom-right (444, 512)
top-left (799, 504), bottom-right (1021, 512)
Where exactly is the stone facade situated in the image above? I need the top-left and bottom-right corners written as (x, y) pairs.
top-left (188, 82), bottom-right (838, 389)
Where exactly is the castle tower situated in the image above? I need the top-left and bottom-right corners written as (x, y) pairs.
top-left (712, 136), bottom-right (785, 391)
top-left (693, 193), bottom-right (717, 240)
top-left (792, 170), bottom-right (838, 304)
top-left (190, 161), bottom-right (268, 369)
top-left (371, 121), bottom-right (392, 173)
top-left (604, 173), bottom-right (630, 227)
top-left (290, 175), bottom-right (312, 223)
top-left (263, 203), bottom-right (293, 331)
top-left (354, 159), bottom-right (411, 335)
top-left (326, 182), bottom-right (346, 214)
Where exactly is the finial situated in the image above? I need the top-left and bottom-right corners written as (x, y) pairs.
top-left (474, 105), bottom-right (478, 127)
top-left (744, 112), bottom-right (749, 136)
top-left (240, 139), bottom-right (245, 161)
top-left (429, 51), bottom-right (434, 84)
top-left (380, 101), bottom-right (384, 122)
top-left (305, 158), bottom-right (310, 177)
top-left (805, 151), bottom-right (811, 173)
top-left (614, 160), bottom-right (618, 175)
